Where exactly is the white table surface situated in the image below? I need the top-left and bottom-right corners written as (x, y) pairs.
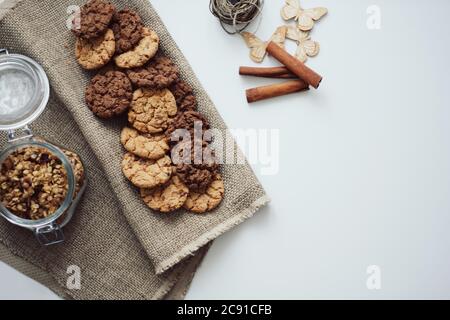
top-left (1, 0), bottom-right (450, 299)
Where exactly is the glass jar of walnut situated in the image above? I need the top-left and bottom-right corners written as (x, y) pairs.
top-left (0, 49), bottom-right (86, 245)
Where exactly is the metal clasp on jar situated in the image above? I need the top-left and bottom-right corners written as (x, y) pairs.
top-left (34, 223), bottom-right (65, 245)
top-left (7, 125), bottom-right (33, 143)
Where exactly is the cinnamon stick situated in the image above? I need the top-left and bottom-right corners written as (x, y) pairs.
top-left (266, 41), bottom-right (322, 89)
top-left (239, 66), bottom-right (296, 79)
top-left (246, 80), bottom-right (309, 103)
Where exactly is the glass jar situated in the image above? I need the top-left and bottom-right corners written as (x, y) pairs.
top-left (0, 48), bottom-right (86, 245)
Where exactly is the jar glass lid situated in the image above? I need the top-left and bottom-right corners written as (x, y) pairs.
top-left (0, 49), bottom-right (49, 131)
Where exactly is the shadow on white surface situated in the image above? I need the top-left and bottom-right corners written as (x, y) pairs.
top-left (0, 262), bottom-right (60, 300)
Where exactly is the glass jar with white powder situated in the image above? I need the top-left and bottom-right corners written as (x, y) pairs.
top-left (0, 49), bottom-right (86, 245)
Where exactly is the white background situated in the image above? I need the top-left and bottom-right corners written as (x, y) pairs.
top-left (1, 0), bottom-right (450, 299)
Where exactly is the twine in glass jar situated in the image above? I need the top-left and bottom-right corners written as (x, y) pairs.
top-left (209, 0), bottom-right (264, 35)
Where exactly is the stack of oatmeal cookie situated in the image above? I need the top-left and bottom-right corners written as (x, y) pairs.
top-left (71, 0), bottom-right (224, 214)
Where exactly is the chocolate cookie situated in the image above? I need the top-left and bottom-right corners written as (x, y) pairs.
top-left (85, 70), bottom-right (132, 118)
top-left (114, 27), bottom-right (159, 69)
top-left (122, 153), bottom-right (172, 189)
top-left (169, 80), bottom-right (197, 111)
top-left (165, 111), bottom-right (210, 142)
top-left (128, 88), bottom-right (178, 133)
top-left (126, 56), bottom-right (178, 89)
top-left (176, 164), bottom-right (215, 191)
top-left (72, 0), bottom-right (116, 39)
top-left (172, 140), bottom-right (218, 167)
top-left (183, 173), bottom-right (224, 213)
top-left (140, 175), bottom-right (189, 213)
top-left (172, 140), bottom-right (219, 191)
top-left (75, 28), bottom-right (115, 70)
top-left (111, 8), bottom-right (143, 54)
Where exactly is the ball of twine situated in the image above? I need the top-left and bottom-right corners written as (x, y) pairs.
top-left (209, 0), bottom-right (264, 34)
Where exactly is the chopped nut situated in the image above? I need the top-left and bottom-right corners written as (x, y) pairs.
top-left (0, 146), bottom-right (68, 220)
top-left (63, 150), bottom-right (85, 195)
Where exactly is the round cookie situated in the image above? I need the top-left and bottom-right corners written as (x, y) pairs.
top-left (140, 175), bottom-right (189, 213)
top-left (75, 28), bottom-right (115, 70)
top-left (171, 140), bottom-right (218, 170)
top-left (85, 71), bottom-right (132, 118)
top-left (176, 164), bottom-right (214, 191)
top-left (114, 27), bottom-right (159, 69)
top-left (128, 88), bottom-right (177, 133)
top-left (122, 153), bottom-right (172, 189)
top-left (126, 56), bottom-right (178, 89)
top-left (165, 111), bottom-right (210, 141)
top-left (111, 8), bottom-right (143, 54)
top-left (72, 0), bottom-right (116, 39)
top-left (172, 140), bottom-right (219, 190)
top-left (183, 174), bottom-right (224, 213)
top-left (169, 80), bottom-right (197, 111)
top-left (120, 127), bottom-right (169, 160)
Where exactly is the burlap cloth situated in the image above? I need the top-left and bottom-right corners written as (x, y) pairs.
top-left (0, 0), bottom-right (269, 299)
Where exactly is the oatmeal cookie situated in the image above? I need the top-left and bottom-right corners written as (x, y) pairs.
top-left (169, 80), bottom-right (197, 111)
top-left (140, 175), bottom-right (189, 213)
top-left (75, 28), bottom-right (115, 70)
top-left (128, 88), bottom-right (177, 133)
top-left (120, 127), bottom-right (169, 160)
top-left (111, 8), bottom-right (144, 54)
top-left (126, 56), bottom-right (178, 89)
top-left (183, 173), bottom-right (224, 213)
top-left (72, 0), bottom-right (116, 39)
top-left (114, 27), bottom-right (159, 69)
top-left (85, 70), bottom-right (132, 118)
top-left (122, 153), bottom-right (172, 188)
